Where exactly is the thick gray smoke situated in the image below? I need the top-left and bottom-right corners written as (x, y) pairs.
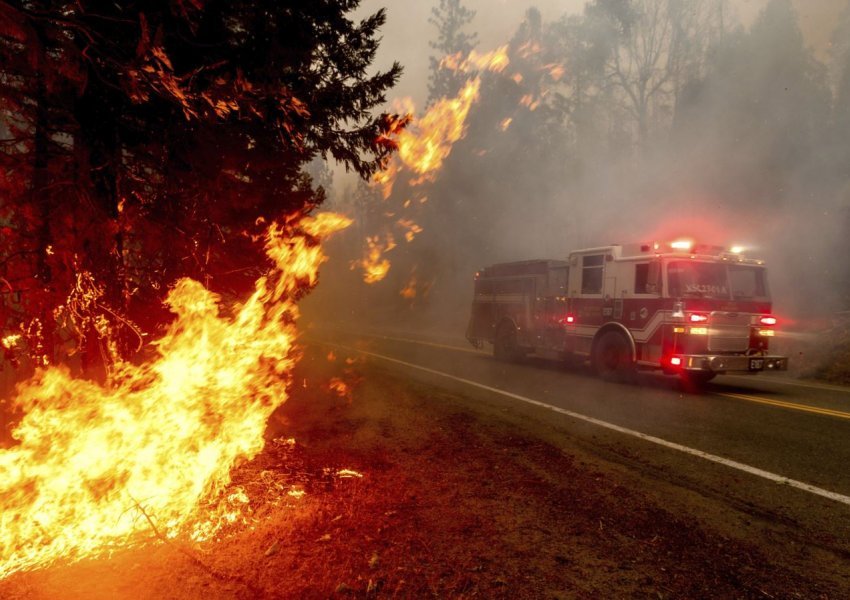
top-left (308, 0), bottom-right (850, 337)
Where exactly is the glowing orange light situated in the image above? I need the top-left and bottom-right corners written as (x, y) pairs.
top-left (397, 219), bottom-right (423, 243)
top-left (329, 377), bottom-right (350, 400)
top-left (440, 46), bottom-right (509, 74)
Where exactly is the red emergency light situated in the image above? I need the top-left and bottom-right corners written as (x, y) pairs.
top-left (759, 316), bottom-right (777, 326)
top-left (688, 313), bottom-right (709, 323)
top-left (670, 356), bottom-right (683, 367)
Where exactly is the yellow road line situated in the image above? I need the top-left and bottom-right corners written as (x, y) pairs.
top-left (717, 392), bottom-right (850, 420)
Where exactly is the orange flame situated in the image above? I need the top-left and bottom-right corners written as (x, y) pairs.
top-left (372, 46), bottom-right (509, 197)
top-left (394, 79), bottom-right (480, 180)
top-left (353, 234), bottom-right (395, 284)
top-left (400, 278), bottom-right (417, 300)
top-left (397, 219), bottom-right (423, 243)
top-left (439, 45), bottom-right (510, 74)
top-left (0, 212), bottom-right (351, 578)
top-left (356, 46), bottom-right (509, 285)
top-left (1, 334), bottom-right (20, 350)
top-left (328, 377), bottom-right (350, 401)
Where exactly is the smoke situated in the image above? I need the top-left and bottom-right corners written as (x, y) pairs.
top-left (309, 0), bottom-right (850, 335)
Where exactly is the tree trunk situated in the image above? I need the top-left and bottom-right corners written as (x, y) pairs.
top-left (31, 35), bottom-right (56, 366)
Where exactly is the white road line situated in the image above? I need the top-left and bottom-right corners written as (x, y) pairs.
top-left (357, 331), bottom-right (850, 396)
top-left (330, 343), bottom-right (850, 508)
top-left (363, 333), bottom-right (484, 354)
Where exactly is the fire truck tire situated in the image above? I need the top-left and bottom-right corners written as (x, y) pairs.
top-left (494, 321), bottom-right (523, 362)
top-left (592, 331), bottom-right (635, 383)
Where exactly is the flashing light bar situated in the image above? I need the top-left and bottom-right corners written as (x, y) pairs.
top-left (670, 240), bottom-right (693, 250)
top-left (730, 245), bottom-right (745, 254)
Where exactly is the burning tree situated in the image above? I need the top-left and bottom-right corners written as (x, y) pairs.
top-left (0, 0), bottom-right (403, 579)
top-left (0, 0), bottom-right (401, 368)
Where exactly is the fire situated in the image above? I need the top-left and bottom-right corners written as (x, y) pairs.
top-left (395, 79), bottom-right (481, 180)
top-left (328, 377), bottom-right (350, 400)
top-left (391, 46), bottom-right (507, 180)
top-left (1, 334), bottom-right (20, 350)
top-left (377, 47), bottom-right (509, 189)
top-left (439, 45), bottom-right (509, 74)
top-left (352, 47), bottom-right (511, 285)
top-left (354, 234), bottom-right (395, 284)
top-left (520, 93), bottom-right (542, 111)
top-left (397, 219), bottom-right (423, 243)
top-left (0, 212), bottom-right (351, 579)
top-left (400, 278), bottom-right (417, 300)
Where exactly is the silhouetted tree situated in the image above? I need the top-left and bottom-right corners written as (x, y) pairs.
top-left (0, 0), bottom-right (401, 367)
top-left (427, 0), bottom-right (478, 104)
top-left (581, 0), bottom-right (723, 147)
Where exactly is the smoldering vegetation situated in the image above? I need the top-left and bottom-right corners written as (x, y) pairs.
top-left (308, 0), bottom-right (850, 339)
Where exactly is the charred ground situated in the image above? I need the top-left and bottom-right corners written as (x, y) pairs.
top-left (2, 344), bottom-right (847, 599)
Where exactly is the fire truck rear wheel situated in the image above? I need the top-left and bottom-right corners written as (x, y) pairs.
top-left (494, 322), bottom-right (522, 362)
top-left (592, 331), bottom-right (635, 383)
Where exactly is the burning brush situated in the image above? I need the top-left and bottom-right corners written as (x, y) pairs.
top-left (0, 212), bottom-right (351, 579)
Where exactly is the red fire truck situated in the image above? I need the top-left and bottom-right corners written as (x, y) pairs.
top-left (465, 240), bottom-right (788, 385)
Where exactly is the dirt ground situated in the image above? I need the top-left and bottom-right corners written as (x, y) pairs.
top-left (1, 345), bottom-right (848, 599)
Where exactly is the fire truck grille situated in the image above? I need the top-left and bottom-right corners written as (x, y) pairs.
top-left (707, 312), bottom-right (751, 352)
top-left (708, 326), bottom-right (750, 352)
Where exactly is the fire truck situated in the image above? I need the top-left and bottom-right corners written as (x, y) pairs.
top-left (465, 240), bottom-right (788, 385)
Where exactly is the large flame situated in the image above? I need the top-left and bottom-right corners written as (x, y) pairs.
top-left (355, 46), bottom-right (510, 285)
top-left (0, 212), bottom-right (351, 579)
top-left (395, 79), bottom-right (480, 180)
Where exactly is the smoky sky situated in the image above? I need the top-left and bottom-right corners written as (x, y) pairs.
top-left (314, 0), bottom-right (850, 329)
top-left (357, 0), bottom-right (844, 106)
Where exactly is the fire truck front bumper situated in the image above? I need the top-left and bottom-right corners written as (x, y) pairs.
top-left (677, 354), bottom-right (789, 374)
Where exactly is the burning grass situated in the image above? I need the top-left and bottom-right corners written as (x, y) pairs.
top-left (1, 344), bottom-right (845, 599)
top-left (0, 214), bottom-right (351, 577)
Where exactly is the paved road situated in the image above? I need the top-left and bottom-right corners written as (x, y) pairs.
top-left (311, 327), bottom-right (850, 526)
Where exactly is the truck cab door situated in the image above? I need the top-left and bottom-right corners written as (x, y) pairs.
top-left (541, 266), bottom-right (569, 350)
top-left (602, 272), bottom-right (617, 320)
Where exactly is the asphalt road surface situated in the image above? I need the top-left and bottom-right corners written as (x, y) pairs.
top-left (311, 326), bottom-right (850, 555)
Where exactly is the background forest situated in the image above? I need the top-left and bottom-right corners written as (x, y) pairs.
top-left (317, 0), bottom-right (850, 337)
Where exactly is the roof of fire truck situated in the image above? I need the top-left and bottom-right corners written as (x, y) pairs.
top-left (569, 240), bottom-right (766, 265)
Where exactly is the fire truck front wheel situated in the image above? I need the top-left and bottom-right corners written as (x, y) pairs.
top-left (592, 331), bottom-right (636, 383)
top-left (494, 321), bottom-right (523, 362)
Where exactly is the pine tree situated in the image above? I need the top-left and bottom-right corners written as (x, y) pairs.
top-left (427, 0), bottom-right (478, 104)
top-left (0, 0), bottom-right (402, 365)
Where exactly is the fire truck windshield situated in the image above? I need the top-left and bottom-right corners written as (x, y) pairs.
top-left (667, 261), bottom-right (768, 300)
